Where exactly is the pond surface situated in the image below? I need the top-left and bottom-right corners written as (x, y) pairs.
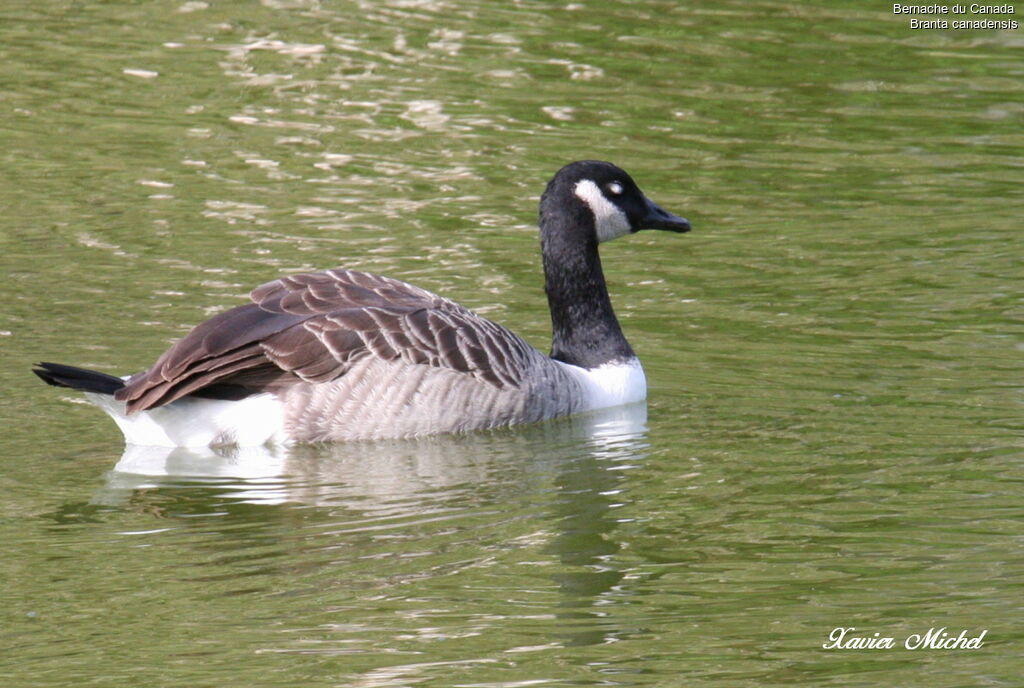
top-left (1, 1), bottom-right (1021, 686)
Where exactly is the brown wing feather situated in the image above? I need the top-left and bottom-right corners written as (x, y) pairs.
top-left (116, 269), bottom-right (537, 413)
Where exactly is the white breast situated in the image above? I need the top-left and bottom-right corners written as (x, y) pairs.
top-left (555, 358), bottom-right (647, 412)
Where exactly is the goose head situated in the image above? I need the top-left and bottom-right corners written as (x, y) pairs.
top-left (540, 160), bottom-right (691, 245)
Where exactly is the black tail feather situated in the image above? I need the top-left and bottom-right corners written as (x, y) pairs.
top-left (33, 362), bottom-right (126, 396)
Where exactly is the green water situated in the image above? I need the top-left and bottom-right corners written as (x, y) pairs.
top-left (1, 1), bottom-right (1021, 685)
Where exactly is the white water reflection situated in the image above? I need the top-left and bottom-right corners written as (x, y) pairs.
top-left (95, 403), bottom-right (649, 510)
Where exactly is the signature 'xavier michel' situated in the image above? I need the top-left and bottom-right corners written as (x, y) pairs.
top-left (34, 161), bottom-right (691, 446)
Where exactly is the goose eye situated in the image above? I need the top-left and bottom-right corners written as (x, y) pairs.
top-left (606, 182), bottom-right (624, 196)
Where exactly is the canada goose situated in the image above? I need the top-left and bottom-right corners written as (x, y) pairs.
top-left (34, 160), bottom-right (690, 446)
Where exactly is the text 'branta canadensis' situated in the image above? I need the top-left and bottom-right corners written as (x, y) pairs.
top-left (34, 161), bottom-right (691, 446)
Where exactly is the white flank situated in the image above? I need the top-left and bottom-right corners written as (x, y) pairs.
top-left (574, 179), bottom-right (631, 243)
top-left (555, 358), bottom-right (647, 412)
top-left (84, 392), bottom-right (286, 448)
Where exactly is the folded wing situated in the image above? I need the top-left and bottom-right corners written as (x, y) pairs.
top-left (115, 269), bottom-right (538, 413)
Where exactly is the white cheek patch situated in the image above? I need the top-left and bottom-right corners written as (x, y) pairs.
top-left (574, 179), bottom-right (632, 243)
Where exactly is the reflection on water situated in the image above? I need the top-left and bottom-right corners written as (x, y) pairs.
top-left (546, 431), bottom-right (635, 647)
top-left (91, 403), bottom-right (650, 652)
top-left (98, 403), bottom-right (648, 510)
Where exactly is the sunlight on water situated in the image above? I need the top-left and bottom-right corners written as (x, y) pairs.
top-left (1, 0), bottom-right (1021, 686)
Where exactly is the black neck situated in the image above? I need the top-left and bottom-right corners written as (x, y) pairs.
top-left (540, 197), bottom-right (635, 369)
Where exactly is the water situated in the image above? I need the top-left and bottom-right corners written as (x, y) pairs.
top-left (1, 1), bottom-right (1021, 685)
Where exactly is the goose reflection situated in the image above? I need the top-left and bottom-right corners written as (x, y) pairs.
top-left (94, 402), bottom-right (649, 649)
top-left (96, 402), bottom-right (648, 511)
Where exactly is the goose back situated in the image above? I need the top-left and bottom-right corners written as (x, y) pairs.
top-left (113, 269), bottom-right (585, 440)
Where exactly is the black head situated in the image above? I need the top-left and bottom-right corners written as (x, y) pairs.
top-left (542, 160), bottom-right (691, 243)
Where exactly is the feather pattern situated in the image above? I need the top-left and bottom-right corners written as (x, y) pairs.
top-left (113, 269), bottom-right (577, 440)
